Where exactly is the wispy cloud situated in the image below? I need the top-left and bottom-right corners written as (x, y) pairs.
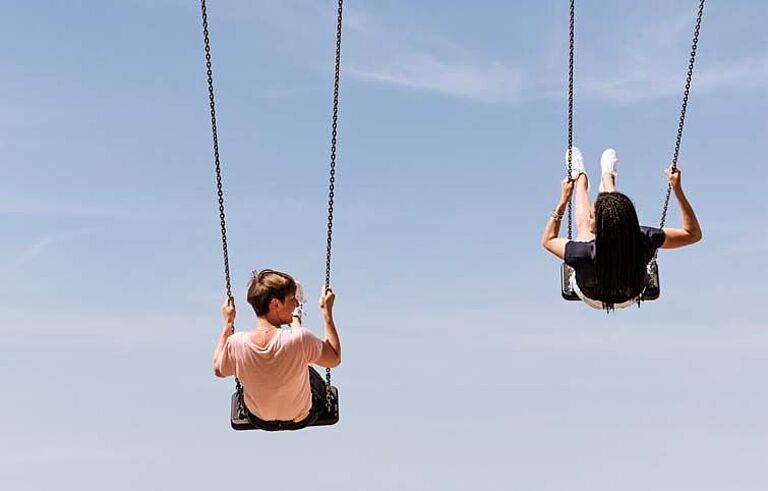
top-left (227, 1), bottom-right (525, 104)
top-left (350, 4), bottom-right (766, 105)
top-left (211, 2), bottom-right (768, 105)
top-left (579, 54), bottom-right (768, 104)
top-left (14, 236), bottom-right (56, 266)
top-left (0, 308), bottom-right (208, 341)
top-left (697, 55), bottom-right (768, 92)
top-left (0, 198), bottom-right (198, 223)
top-left (340, 5), bottom-right (524, 104)
top-left (348, 55), bottom-right (522, 104)
top-left (573, 8), bottom-right (768, 104)
top-left (2, 228), bottom-right (95, 271)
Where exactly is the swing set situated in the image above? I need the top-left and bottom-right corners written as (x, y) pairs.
top-left (200, 0), bottom-right (345, 431)
top-left (200, 0), bottom-right (706, 431)
top-left (560, 0), bottom-right (705, 302)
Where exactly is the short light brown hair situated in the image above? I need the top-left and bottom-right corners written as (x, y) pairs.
top-left (246, 269), bottom-right (297, 316)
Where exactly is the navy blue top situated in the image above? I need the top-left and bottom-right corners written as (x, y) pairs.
top-left (565, 226), bottom-right (666, 301)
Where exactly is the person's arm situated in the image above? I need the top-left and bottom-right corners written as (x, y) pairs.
top-left (541, 178), bottom-right (575, 259)
top-left (661, 167), bottom-right (703, 249)
top-left (315, 286), bottom-right (341, 368)
top-left (213, 297), bottom-right (236, 378)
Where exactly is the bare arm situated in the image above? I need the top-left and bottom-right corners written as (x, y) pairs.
top-left (661, 167), bottom-right (703, 249)
top-left (213, 297), bottom-right (235, 377)
top-left (315, 286), bottom-right (341, 368)
top-left (541, 178), bottom-right (574, 260)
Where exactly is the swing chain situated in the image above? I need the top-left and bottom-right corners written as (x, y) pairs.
top-left (200, 0), bottom-right (233, 305)
top-left (201, 0), bottom-right (245, 399)
top-left (325, 0), bottom-right (343, 289)
top-left (660, 0), bottom-right (704, 229)
top-left (201, 0), bottom-right (342, 415)
top-left (566, 0), bottom-right (575, 240)
top-left (324, 0), bottom-right (344, 412)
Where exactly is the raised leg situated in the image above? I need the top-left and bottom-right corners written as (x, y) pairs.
top-left (599, 148), bottom-right (619, 193)
top-left (601, 172), bottom-right (616, 192)
top-left (574, 173), bottom-right (595, 242)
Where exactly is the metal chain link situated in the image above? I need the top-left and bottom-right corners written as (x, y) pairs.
top-left (200, 0), bottom-right (232, 304)
top-left (660, 0), bottom-right (704, 229)
top-left (200, 0), bottom-right (243, 397)
top-left (325, 0), bottom-right (343, 289)
top-left (201, 0), bottom-right (343, 417)
top-left (566, 0), bottom-right (575, 240)
top-left (324, 0), bottom-right (344, 413)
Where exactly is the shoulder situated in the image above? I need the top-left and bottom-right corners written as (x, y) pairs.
top-left (640, 226), bottom-right (666, 248)
top-left (226, 331), bottom-right (248, 348)
top-left (286, 327), bottom-right (320, 343)
top-left (285, 328), bottom-right (323, 358)
top-left (565, 240), bottom-right (594, 265)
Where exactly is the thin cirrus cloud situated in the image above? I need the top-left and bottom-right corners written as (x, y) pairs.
top-left (219, 2), bottom-right (768, 106)
top-left (340, 6), bottom-right (524, 104)
top-left (561, 6), bottom-right (768, 104)
top-left (342, 5), bottom-right (767, 106)
top-left (0, 198), bottom-right (199, 223)
top-left (347, 54), bottom-right (523, 104)
top-left (577, 54), bottom-right (768, 104)
top-left (1, 229), bottom-right (95, 272)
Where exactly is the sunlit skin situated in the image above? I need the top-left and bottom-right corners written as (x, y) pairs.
top-left (542, 165), bottom-right (702, 259)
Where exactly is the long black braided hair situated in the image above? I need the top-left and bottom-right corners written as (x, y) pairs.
top-left (593, 192), bottom-right (646, 311)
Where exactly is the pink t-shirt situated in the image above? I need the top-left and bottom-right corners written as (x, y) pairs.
top-left (219, 328), bottom-right (324, 422)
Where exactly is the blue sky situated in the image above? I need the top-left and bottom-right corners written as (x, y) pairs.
top-left (1, 1), bottom-right (767, 489)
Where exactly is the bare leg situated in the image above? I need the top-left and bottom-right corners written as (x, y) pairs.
top-left (601, 173), bottom-right (616, 193)
top-left (574, 173), bottom-right (595, 242)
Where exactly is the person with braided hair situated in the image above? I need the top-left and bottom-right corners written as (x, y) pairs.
top-left (213, 270), bottom-right (341, 426)
top-left (542, 148), bottom-right (702, 311)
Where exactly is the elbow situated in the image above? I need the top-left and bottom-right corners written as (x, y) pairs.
top-left (692, 228), bottom-right (703, 244)
top-left (542, 239), bottom-right (560, 258)
top-left (328, 350), bottom-right (341, 368)
top-left (213, 359), bottom-right (225, 378)
top-left (684, 228), bottom-right (703, 246)
top-left (541, 233), bottom-right (554, 249)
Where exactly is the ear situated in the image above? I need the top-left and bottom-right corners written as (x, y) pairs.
top-left (269, 297), bottom-right (282, 312)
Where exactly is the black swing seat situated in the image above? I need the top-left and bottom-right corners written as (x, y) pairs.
top-left (560, 260), bottom-right (660, 302)
top-left (230, 385), bottom-right (339, 432)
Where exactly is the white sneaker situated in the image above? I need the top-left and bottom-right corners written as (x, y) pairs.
top-left (565, 146), bottom-right (588, 189)
top-left (599, 148), bottom-right (619, 192)
top-left (565, 146), bottom-right (586, 176)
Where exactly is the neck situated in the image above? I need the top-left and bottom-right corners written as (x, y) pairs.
top-left (256, 315), bottom-right (281, 330)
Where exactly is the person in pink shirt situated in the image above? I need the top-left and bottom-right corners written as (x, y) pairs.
top-left (213, 269), bottom-right (341, 426)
